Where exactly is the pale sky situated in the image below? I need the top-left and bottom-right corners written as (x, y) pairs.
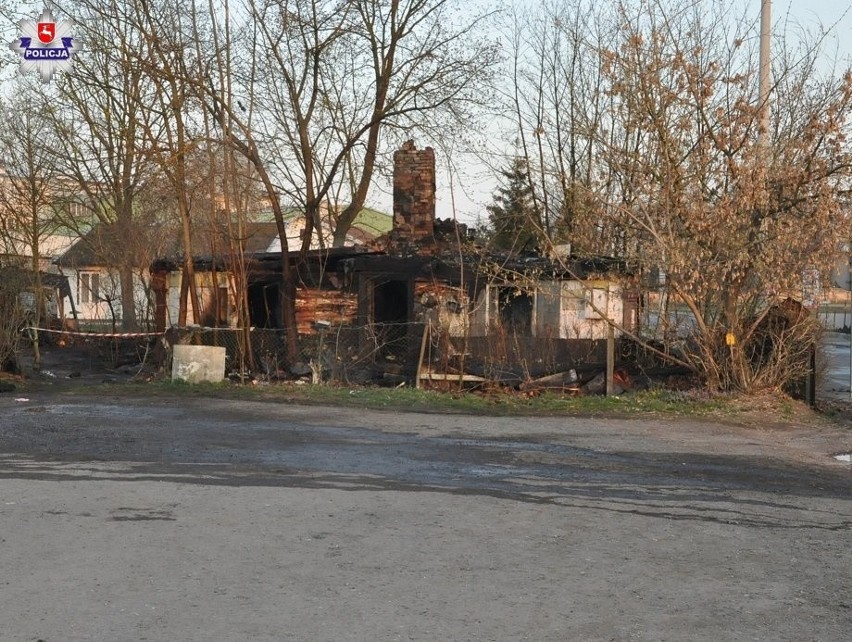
top-left (427, 1), bottom-right (852, 226)
top-left (3, 1), bottom-right (852, 225)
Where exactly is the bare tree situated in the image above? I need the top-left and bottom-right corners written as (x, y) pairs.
top-left (128, 0), bottom-right (209, 326)
top-left (237, 0), bottom-right (498, 249)
top-left (0, 82), bottom-right (63, 367)
top-left (502, 0), bottom-right (852, 392)
top-left (51, 0), bottom-right (168, 331)
top-left (192, 0), bottom-right (301, 363)
top-left (493, 0), bottom-right (612, 247)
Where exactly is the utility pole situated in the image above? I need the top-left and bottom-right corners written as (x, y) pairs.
top-left (758, 0), bottom-right (771, 143)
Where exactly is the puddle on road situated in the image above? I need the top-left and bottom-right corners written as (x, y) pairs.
top-left (832, 453), bottom-right (852, 463)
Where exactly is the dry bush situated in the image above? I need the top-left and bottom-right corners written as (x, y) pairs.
top-left (0, 273), bottom-right (27, 372)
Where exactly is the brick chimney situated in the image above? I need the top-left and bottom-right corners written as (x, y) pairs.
top-left (388, 140), bottom-right (435, 252)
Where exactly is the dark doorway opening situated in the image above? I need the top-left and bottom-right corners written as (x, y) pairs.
top-left (498, 288), bottom-right (533, 335)
top-left (248, 282), bottom-right (280, 328)
top-left (373, 279), bottom-right (409, 324)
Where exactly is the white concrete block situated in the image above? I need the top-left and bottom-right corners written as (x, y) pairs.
top-left (172, 345), bottom-right (226, 384)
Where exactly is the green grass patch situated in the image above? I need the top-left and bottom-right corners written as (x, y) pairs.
top-left (87, 379), bottom-right (736, 419)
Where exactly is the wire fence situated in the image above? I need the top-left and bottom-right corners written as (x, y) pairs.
top-left (161, 322), bottom-right (626, 385)
top-left (817, 309), bottom-right (852, 333)
top-left (642, 305), bottom-right (852, 335)
top-left (20, 321), bottom-right (666, 387)
top-left (164, 323), bottom-right (415, 384)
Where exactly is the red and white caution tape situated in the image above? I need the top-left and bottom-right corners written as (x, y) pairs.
top-left (21, 326), bottom-right (164, 339)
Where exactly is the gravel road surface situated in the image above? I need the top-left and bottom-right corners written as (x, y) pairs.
top-left (1, 392), bottom-right (851, 641)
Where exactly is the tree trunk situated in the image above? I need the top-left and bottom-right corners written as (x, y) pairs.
top-left (29, 232), bottom-right (41, 370)
top-left (119, 264), bottom-right (138, 331)
top-left (214, 119), bottom-right (300, 365)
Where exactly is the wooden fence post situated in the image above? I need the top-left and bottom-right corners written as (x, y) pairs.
top-left (606, 325), bottom-right (615, 396)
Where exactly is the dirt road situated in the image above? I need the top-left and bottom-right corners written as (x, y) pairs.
top-left (1, 392), bottom-right (851, 641)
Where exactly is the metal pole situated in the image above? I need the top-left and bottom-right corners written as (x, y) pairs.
top-left (759, 0), bottom-right (771, 144)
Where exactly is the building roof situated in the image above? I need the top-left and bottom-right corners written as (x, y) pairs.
top-left (0, 266), bottom-right (72, 298)
top-left (60, 210), bottom-right (391, 271)
top-left (56, 224), bottom-right (157, 269)
top-left (343, 251), bottom-right (630, 281)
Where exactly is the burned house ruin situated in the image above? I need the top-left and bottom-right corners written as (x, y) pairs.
top-left (150, 141), bottom-right (635, 383)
